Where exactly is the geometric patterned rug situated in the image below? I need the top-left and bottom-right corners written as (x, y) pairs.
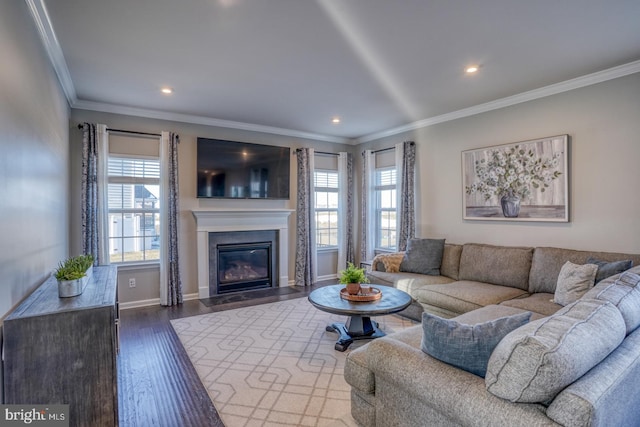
top-left (170, 296), bottom-right (416, 426)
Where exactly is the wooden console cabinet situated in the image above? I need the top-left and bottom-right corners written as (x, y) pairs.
top-left (2, 265), bottom-right (119, 426)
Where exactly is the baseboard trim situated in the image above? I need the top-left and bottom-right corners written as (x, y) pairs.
top-left (119, 292), bottom-right (200, 310)
top-left (288, 274), bottom-right (338, 287)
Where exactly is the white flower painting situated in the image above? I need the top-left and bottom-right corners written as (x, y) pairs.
top-left (462, 135), bottom-right (569, 222)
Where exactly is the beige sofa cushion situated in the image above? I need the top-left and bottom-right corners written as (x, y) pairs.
top-left (458, 243), bottom-right (533, 291)
top-left (441, 243), bottom-right (463, 280)
top-left (413, 281), bottom-right (528, 316)
top-left (366, 270), bottom-right (455, 296)
top-left (345, 325), bottom-right (423, 395)
top-left (528, 247), bottom-right (640, 294)
top-left (500, 293), bottom-right (561, 319)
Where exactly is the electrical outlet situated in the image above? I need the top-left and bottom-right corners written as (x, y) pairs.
top-left (128, 278), bottom-right (136, 288)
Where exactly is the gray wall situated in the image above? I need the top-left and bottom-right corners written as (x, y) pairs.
top-left (0, 1), bottom-right (70, 319)
top-left (356, 72), bottom-right (640, 255)
top-left (69, 110), bottom-right (352, 303)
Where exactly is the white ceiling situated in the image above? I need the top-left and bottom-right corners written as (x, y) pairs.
top-left (36, 0), bottom-right (640, 143)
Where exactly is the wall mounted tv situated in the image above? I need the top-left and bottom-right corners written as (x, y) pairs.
top-left (197, 138), bottom-right (291, 199)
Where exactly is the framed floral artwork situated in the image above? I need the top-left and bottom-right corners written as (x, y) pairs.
top-left (462, 135), bottom-right (569, 222)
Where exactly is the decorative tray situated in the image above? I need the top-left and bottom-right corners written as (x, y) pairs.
top-left (340, 287), bottom-right (382, 302)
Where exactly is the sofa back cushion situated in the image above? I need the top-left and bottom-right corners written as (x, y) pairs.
top-left (528, 247), bottom-right (640, 294)
top-left (458, 243), bottom-right (533, 291)
top-left (583, 267), bottom-right (640, 335)
top-left (485, 299), bottom-right (626, 403)
top-left (441, 243), bottom-right (462, 280)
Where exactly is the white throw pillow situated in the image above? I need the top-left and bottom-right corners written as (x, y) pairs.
top-left (553, 261), bottom-right (598, 306)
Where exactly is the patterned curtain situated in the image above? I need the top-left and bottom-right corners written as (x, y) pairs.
top-left (81, 123), bottom-right (109, 265)
top-left (360, 150), bottom-right (376, 262)
top-left (294, 148), bottom-right (317, 286)
top-left (396, 141), bottom-right (416, 251)
top-left (345, 152), bottom-right (355, 265)
top-left (161, 132), bottom-right (183, 306)
top-left (337, 152), bottom-right (355, 272)
top-left (81, 123), bottom-right (98, 263)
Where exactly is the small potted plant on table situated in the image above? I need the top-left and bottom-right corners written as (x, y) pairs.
top-left (54, 254), bottom-right (94, 297)
top-left (339, 262), bottom-right (369, 295)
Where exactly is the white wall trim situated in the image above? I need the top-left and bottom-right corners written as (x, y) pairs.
top-left (71, 100), bottom-right (351, 144)
top-left (357, 60), bottom-right (640, 143)
top-left (119, 292), bottom-right (199, 310)
top-left (24, 0), bottom-right (77, 104)
top-left (26, 0), bottom-right (640, 146)
top-left (192, 209), bottom-right (295, 299)
top-left (317, 274), bottom-right (338, 283)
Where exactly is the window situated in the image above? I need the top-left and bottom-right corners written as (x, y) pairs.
top-left (314, 170), bottom-right (339, 249)
top-left (375, 167), bottom-right (397, 250)
top-left (107, 157), bottom-right (160, 263)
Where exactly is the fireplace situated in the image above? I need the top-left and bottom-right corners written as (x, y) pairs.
top-left (217, 243), bottom-right (271, 293)
top-left (209, 230), bottom-right (278, 295)
top-left (193, 209), bottom-right (294, 298)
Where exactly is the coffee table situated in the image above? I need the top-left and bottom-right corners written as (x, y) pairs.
top-left (308, 284), bottom-right (412, 351)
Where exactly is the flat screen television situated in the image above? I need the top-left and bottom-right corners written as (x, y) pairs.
top-left (197, 138), bottom-right (291, 199)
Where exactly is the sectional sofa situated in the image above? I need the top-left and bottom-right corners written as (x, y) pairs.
top-left (367, 243), bottom-right (640, 321)
top-left (346, 242), bottom-right (640, 426)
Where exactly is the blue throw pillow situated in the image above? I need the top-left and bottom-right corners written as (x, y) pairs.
top-left (421, 311), bottom-right (532, 377)
top-left (586, 257), bottom-right (633, 283)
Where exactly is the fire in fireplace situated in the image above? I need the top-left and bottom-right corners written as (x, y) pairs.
top-left (218, 243), bottom-right (271, 293)
top-left (209, 230), bottom-right (278, 295)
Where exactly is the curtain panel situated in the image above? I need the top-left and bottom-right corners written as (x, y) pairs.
top-left (81, 123), bottom-right (109, 265)
top-left (337, 152), bottom-right (355, 272)
top-left (160, 131), bottom-right (183, 306)
top-left (294, 148), bottom-right (317, 286)
top-left (396, 141), bottom-right (416, 251)
top-left (360, 150), bottom-right (376, 262)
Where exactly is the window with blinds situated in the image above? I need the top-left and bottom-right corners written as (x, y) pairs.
top-left (314, 170), bottom-right (339, 249)
top-left (375, 167), bottom-right (397, 250)
top-left (107, 157), bottom-right (161, 263)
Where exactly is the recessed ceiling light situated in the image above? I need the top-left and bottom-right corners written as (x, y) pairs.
top-left (332, 117), bottom-right (341, 124)
top-left (161, 87), bottom-right (173, 94)
top-left (465, 65), bottom-right (479, 74)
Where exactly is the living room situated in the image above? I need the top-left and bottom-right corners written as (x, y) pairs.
top-left (2, 1), bottom-right (640, 426)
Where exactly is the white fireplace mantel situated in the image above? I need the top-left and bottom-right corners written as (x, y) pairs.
top-left (192, 209), bottom-right (294, 298)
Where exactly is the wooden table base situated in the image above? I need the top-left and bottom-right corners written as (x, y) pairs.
top-left (326, 315), bottom-right (385, 351)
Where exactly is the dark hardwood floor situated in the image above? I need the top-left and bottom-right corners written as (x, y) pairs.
top-left (117, 284), bottom-right (327, 427)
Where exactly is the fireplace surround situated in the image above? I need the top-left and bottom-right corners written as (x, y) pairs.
top-left (193, 209), bottom-right (294, 298)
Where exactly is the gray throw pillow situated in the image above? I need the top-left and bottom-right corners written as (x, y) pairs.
top-left (421, 311), bottom-right (531, 377)
top-left (486, 299), bottom-right (626, 403)
top-left (553, 261), bottom-right (598, 306)
top-left (586, 257), bottom-right (633, 283)
top-left (400, 238), bottom-right (445, 275)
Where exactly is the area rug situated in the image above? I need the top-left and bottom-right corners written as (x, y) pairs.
top-left (171, 296), bottom-right (416, 426)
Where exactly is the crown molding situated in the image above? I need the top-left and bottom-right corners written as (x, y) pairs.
top-left (357, 60), bottom-right (640, 143)
top-left (71, 100), bottom-right (351, 144)
top-left (27, 0), bottom-right (639, 146)
top-left (25, 0), bottom-right (77, 104)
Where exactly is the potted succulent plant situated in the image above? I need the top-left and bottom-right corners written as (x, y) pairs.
top-left (339, 262), bottom-right (369, 295)
top-left (54, 254), bottom-right (94, 297)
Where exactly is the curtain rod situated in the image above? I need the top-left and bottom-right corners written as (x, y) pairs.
top-left (293, 148), bottom-right (340, 157)
top-left (76, 124), bottom-right (162, 137)
top-left (365, 141), bottom-right (415, 155)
